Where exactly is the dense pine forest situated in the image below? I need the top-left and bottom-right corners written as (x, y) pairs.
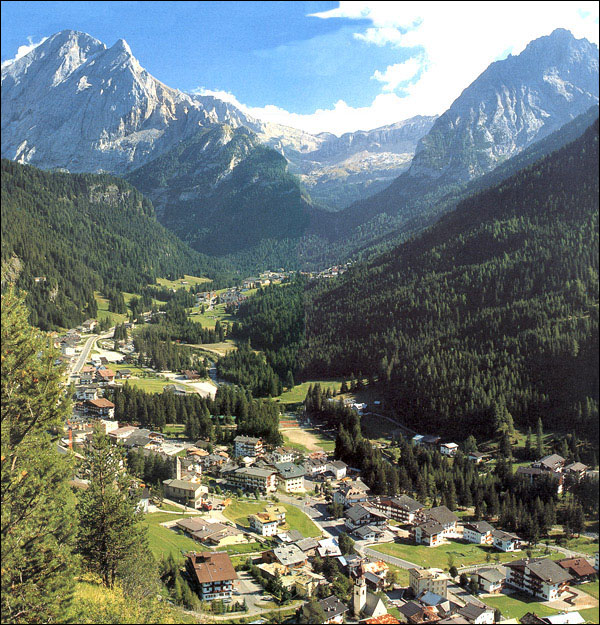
top-left (300, 119), bottom-right (599, 443)
top-left (0, 160), bottom-right (237, 329)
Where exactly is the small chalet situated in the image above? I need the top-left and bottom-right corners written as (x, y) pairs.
top-left (492, 529), bottom-right (522, 552)
top-left (557, 557), bottom-right (597, 582)
top-left (463, 520), bottom-right (495, 545)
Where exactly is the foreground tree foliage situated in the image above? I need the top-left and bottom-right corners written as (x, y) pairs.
top-left (1, 288), bottom-right (77, 623)
top-left (77, 431), bottom-right (155, 590)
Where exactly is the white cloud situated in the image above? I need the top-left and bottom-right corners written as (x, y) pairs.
top-left (372, 57), bottom-right (423, 92)
top-left (227, 0), bottom-right (597, 135)
top-left (1, 36), bottom-right (48, 70)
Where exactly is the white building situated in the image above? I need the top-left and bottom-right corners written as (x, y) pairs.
top-left (440, 442), bottom-right (459, 457)
top-left (249, 512), bottom-right (279, 536)
top-left (463, 520), bottom-right (495, 545)
top-left (492, 529), bottom-right (522, 552)
top-left (505, 558), bottom-right (572, 601)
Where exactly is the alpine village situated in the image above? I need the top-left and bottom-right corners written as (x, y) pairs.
top-left (1, 5), bottom-right (599, 625)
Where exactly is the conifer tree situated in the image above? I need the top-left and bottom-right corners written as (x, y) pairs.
top-left (1, 288), bottom-right (77, 623)
top-left (78, 430), bottom-right (150, 588)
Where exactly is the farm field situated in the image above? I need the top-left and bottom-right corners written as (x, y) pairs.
top-left (155, 275), bottom-right (211, 290)
top-left (275, 380), bottom-right (342, 405)
top-left (222, 501), bottom-right (321, 538)
top-left (143, 511), bottom-right (201, 561)
top-left (482, 592), bottom-right (560, 620)
top-left (124, 377), bottom-right (172, 393)
top-left (94, 291), bottom-right (128, 325)
top-left (189, 341), bottom-right (238, 356)
top-left (282, 427), bottom-right (336, 453)
top-left (370, 539), bottom-right (562, 570)
top-left (188, 303), bottom-right (235, 329)
top-left (581, 581), bottom-right (599, 600)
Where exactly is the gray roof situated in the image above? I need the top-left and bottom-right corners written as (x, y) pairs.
top-left (274, 461), bottom-right (305, 479)
top-left (286, 529), bottom-right (304, 542)
top-left (492, 529), bottom-right (521, 541)
top-left (162, 479), bottom-right (204, 492)
top-left (511, 558), bottom-right (573, 584)
top-left (345, 504), bottom-right (372, 522)
top-left (273, 544), bottom-right (306, 567)
top-left (464, 520), bottom-right (495, 533)
top-left (354, 525), bottom-right (381, 538)
top-left (539, 454), bottom-right (565, 468)
top-left (398, 602), bottom-right (423, 618)
top-left (234, 435), bottom-right (261, 444)
top-left (459, 604), bottom-right (490, 620)
top-left (392, 494), bottom-right (424, 512)
top-left (295, 537), bottom-right (319, 552)
top-left (234, 466), bottom-right (276, 478)
top-left (417, 520), bottom-right (445, 536)
top-left (425, 505), bottom-right (459, 526)
top-left (476, 567), bottom-right (506, 583)
top-left (318, 596), bottom-right (348, 619)
top-left (328, 461), bottom-right (347, 470)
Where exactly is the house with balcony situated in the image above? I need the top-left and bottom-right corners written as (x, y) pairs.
top-left (186, 551), bottom-right (237, 601)
top-left (368, 494), bottom-right (424, 525)
top-left (463, 520), bottom-right (495, 545)
top-left (250, 512), bottom-right (279, 536)
top-left (492, 529), bottom-right (522, 552)
top-left (233, 435), bottom-right (263, 458)
top-left (274, 461), bottom-right (305, 492)
top-left (504, 558), bottom-right (572, 600)
top-left (225, 466), bottom-right (277, 493)
top-left (162, 479), bottom-right (208, 508)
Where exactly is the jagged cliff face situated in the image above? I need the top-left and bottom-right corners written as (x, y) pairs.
top-left (0, 29), bottom-right (433, 208)
top-left (1, 30), bottom-right (255, 173)
top-left (408, 29), bottom-right (599, 185)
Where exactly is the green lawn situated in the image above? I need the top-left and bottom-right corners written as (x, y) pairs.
top-left (188, 303), bottom-right (235, 329)
top-left (483, 592), bottom-right (560, 620)
top-left (155, 275), bottom-right (211, 290)
top-left (163, 424), bottom-right (186, 438)
top-left (94, 291), bottom-right (128, 325)
top-left (275, 380), bottom-right (342, 405)
top-left (370, 539), bottom-right (561, 570)
top-left (554, 535), bottom-right (599, 556)
top-left (124, 378), bottom-right (172, 393)
top-left (580, 580), bottom-right (599, 600)
top-left (143, 511), bottom-right (202, 561)
top-left (223, 501), bottom-right (321, 538)
top-left (579, 607), bottom-right (600, 623)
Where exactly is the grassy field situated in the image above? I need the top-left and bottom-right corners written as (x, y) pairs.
top-left (222, 500), bottom-right (322, 538)
top-left (124, 377), bottom-right (172, 393)
top-left (275, 380), bottom-right (342, 405)
top-left (581, 581), bottom-right (599, 600)
top-left (163, 424), bottom-right (187, 438)
top-left (70, 577), bottom-right (197, 624)
top-left (552, 535), bottom-right (599, 555)
top-left (282, 428), bottom-right (336, 453)
top-left (189, 341), bottom-right (238, 356)
top-left (482, 592), bottom-right (560, 620)
top-left (370, 539), bottom-right (562, 570)
top-left (143, 511), bottom-right (202, 561)
top-left (579, 607), bottom-right (600, 623)
top-left (188, 303), bottom-right (235, 329)
top-left (94, 291), bottom-right (128, 325)
top-left (156, 275), bottom-right (211, 290)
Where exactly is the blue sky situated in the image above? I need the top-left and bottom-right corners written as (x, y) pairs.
top-left (2, 1), bottom-right (598, 134)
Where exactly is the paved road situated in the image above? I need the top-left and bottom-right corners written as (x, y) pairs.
top-left (72, 333), bottom-right (98, 374)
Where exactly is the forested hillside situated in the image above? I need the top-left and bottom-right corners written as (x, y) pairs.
top-left (1, 160), bottom-right (235, 329)
top-left (300, 119), bottom-right (599, 441)
top-left (126, 124), bottom-right (318, 261)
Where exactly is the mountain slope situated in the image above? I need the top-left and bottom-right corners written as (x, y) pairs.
top-left (125, 124), bottom-right (318, 257)
top-left (1, 159), bottom-right (233, 329)
top-left (1, 30), bottom-right (433, 210)
top-left (0, 30), bottom-right (257, 174)
top-left (334, 29), bottom-right (599, 242)
top-left (300, 118), bottom-right (599, 440)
